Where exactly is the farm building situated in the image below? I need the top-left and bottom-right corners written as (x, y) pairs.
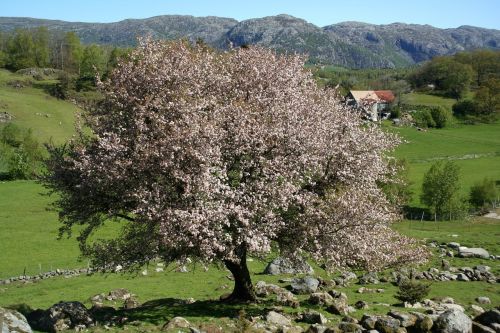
top-left (346, 90), bottom-right (395, 121)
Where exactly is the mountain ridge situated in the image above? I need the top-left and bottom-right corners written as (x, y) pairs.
top-left (1, 14), bottom-right (499, 68)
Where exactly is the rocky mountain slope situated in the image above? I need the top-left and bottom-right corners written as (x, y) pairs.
top-left (1, 14), bottom-right (499, 68)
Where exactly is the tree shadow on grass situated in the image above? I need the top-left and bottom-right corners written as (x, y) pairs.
top-left (114, 298), bottom-right (276, 325)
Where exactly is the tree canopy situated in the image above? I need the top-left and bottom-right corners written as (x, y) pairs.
top-left (420, 161), bottom-right (466, 220)
top-left (44, 39), bottom-right (428, 302)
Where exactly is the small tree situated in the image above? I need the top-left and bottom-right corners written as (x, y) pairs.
top-left (421, 161), bottom-right (462, 220)
top-left (395, 279), bottom-right (430, 304)
top-left (44, 39), bottom-right (428, 302)
top-left (470, 178), bottom-right (498, 210)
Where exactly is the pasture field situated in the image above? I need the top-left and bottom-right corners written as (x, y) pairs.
top-left (389, 104), bottom-right (500, 207)
top-left (0, 180), bottom-right (82, 279)
top-left (0, 69), bottom-right (79, 144)
top-left (401, 92), bottom-right (457, 110)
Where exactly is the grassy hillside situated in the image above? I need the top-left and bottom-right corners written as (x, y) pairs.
top-left (0, 69), bottom-right (79, 144)
top-left (0, 181), bottom-right (82, 279)
top-left (391, 93), bottom-right (500, 207)
top-left (402, 92), bottom-right (457, 110)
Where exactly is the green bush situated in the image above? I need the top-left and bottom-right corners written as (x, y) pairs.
top-left (470, 178), bottom-right (498, 209)
top-left (413, 109), bottom-right (436, 128)
top-left (430, 106), bottom-right (451, 128)
top-left (0, 124), bottom-right (44, 179)
top-left (453, 99), bottom-right (499, 124)
top-left (390, 106), bottom-right (402, 119)
top-left (395, 279), bottom-right (431, 304)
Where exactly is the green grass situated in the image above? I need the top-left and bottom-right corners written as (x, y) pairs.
top-left (404, 156), bottom-right (500, 205)
top-left (402, 92), bottom-right (456, 110)
top-left (392, 122), bottom-right (500, 162)
top-left (0, 181), bottom-right (83, 279)
top-left (389, 121), bottom-right (500, 206)
top-left (0, 69), bottom-right (79, 144)
top-left (394, 219), bottom-right (500, 274)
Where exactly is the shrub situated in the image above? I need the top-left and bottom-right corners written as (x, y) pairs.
top-left (413, 108), bottom-right (436, 128)
top-left (430, 106), bottom-right (451, 128)
top-left (390, 106), bottom-right (402, 119)
top-left (470, 178), bottom-right (498, 209)
top-left (395, 279), bottom-right (431, 304)
top-left (453, 99), bottom-right (498, 124)
top-left (0, 125), bottom-right (44, 179)
top-left (453, 99), bottom-right (477, 118)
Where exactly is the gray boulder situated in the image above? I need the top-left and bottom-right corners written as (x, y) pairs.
top-left (325, 292), bottom-right (350, 316)
top-left (434, 309), bottom-right (472, 333)
top-left (305, 324), bottom-right (328, 333)
top-left (255, 280), bottom-right (284, 297)
top-left (0, 307), bottom-right (32, 333)
top-left (475, 297), bottom-right (491, 305)
top-left (358, 272), bottom-right (379, 284)
top-left (458, 248), bottom-right (490, 259)
top-left (264, 257), bottom-right (314, 275)
top-left (411, 312), bottom-right (434, 332)
top-left (290, 277), bottom-right (319, 294)
top-left (337, 321), bottom-right (364, 332)
top-left (470, 305), bottom-right (485, 317)
top-left (299, 310), bottom-right (328, 325)
top-left (360, 314), bottom-right (379, 330)
top-left (266, 311), bottom-right (291, 327)
top-left (107, 288), bottom-right (131, 300)
top-left (374, 316), bottom-right (402, 333)
top-left (474, 265), bottom-right (491, 273)
top-left (282, 326), bottom-right (305, 333)
top-left (354, 300), bottom-right (369, 309)
top-left (388, 310), bottom-right (417, 327)
top-left (162, 316), bottom-right (190, 330)
top-left (308, 292), bottom-right (334, 306)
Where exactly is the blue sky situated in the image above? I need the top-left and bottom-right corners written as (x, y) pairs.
top-left (2, 0), bottom-right (500, 29)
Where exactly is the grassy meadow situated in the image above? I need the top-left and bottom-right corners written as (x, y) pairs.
top-left (0, 69), bottom-right (78, 144)
top-left (401, 92), bottom-right (457, 110)
top-left (390, 119), bottom-right (500, 206)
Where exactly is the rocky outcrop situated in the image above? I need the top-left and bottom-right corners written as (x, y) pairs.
top-left (0, 307), bottom-right (32, 333)
top-left (434, 309), bottom-right (472, 333)
top-left (458, 247), bottom-right (490, 259)
top-left (289, 277), bottom-right (319, 295)
top-left (1, 15), bottom-right (499, 68)
top-left (27, 301), bottom-right (93, 332)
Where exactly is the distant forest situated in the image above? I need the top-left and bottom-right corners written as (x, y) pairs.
top-left (0, 27), bottom-right (130, 79)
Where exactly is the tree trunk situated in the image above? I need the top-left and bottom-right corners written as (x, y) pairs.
top-left (222, 243), bottom-right (256, 303)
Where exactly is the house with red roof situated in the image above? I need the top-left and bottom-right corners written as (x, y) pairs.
top-left (346, 90), bottom-right (395, 121)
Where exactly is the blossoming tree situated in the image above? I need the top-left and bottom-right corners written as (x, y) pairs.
top-left (44, 39), bottom-right (428, 302)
